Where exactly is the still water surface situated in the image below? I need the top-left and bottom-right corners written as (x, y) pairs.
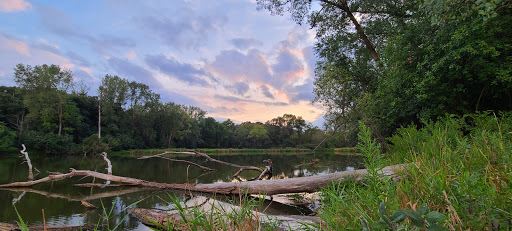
top-left (0, 152), bottom-right (363, 230)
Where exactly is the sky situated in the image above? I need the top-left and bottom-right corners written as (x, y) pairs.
top-left (0, 0), bottom-right (325, 126)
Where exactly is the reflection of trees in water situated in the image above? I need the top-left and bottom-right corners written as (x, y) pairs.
top-left (0, 153), bottom-right (363, 229)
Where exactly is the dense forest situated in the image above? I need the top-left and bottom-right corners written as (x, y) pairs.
top-left (0, 67), bottom-right (332, 154)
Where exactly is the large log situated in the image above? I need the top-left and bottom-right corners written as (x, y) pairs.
top-left (0, 164), bottom-right (407, 195)
top-left (128, 196), bottom-right (322, 231)
top-left (0, 222), bottom-right (95, 231)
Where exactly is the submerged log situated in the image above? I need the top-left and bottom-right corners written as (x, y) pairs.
top-left (129, 197), bottom-right (322, 231)
top-left (0, 164), bottom-right (407, 195)
top-left (0, 222), bottom-right (95, 231)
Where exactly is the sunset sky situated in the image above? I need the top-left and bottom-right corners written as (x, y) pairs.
top-left (0, 0), bottom-right (325, 126)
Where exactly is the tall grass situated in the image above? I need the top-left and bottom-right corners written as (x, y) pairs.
top-left (316, 113), bottom-right (512, 230)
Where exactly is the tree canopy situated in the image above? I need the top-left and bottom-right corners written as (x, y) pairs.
top-left (259, 0), bottom-right (512, 139)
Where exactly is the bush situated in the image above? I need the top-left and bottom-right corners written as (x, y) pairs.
top-left (0, 122), bottom-right (16, 150)
top-left (23, 131), bottom-right (78, 155)
top-left (82, 134), bottom-right (110, 156)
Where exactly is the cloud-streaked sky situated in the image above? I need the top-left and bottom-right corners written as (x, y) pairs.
top-left (0, 0), bottom-right (324, 126)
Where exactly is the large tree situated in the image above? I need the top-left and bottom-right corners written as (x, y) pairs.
top-left (14, 64), bottom-right (79, 136)
top-left (259, 0), bottom-right (512, 139)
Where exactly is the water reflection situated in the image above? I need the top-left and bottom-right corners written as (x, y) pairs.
top-left (0, 152), bottom-right (363, 230)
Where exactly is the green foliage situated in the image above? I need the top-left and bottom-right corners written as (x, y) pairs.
top-left (357, 121), bottom-right (384, 176)
top-left (14, 64), bottom-right (81, 137)
top-left (95, 197), bottom-right (144, 231)
top-left (259, 0), bottom-right (512, 139)
top-left (13, 206), bottom-right (29, 231)
top-left (82, 134), bottom-right (110, 156)
top-left (0, 122), bottom-right (16, 149)
top-left (365, 202), bottom-right (448, 231)
top-left (313, 113), bottom-right (511, 230)
top-left (23, 130), bottom-right (78, 155)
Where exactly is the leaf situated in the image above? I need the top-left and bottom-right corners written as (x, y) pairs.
top-left (426, 211), bottom-right (446, 224)
top-left (373, 220), bottom-right (388, 229)
top-left (427, 223), bottom-right (449, 231)
top-left (404, 210), bottom-right (424, 227)
top-left (391, 210), bottom-right (407, 223)
top-left (418, 205), bottom-right (428, 215)
top-left (379, 202), bottom-right (387, 215)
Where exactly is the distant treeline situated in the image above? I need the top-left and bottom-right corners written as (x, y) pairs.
top-left (0, 64), bottom-right (347, 155)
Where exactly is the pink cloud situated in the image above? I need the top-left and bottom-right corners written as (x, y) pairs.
top-left (0, 34), bottom-right (76, 82)
top-left (0, 35), bottom-right (31, 56)
top-left (0, 0), bottom-right (31, 12)
top-left (204, 96), bottom-right (324, 124)
top-left (125, 50), bottom-right (137, 60)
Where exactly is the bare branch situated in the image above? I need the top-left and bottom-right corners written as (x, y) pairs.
top-left (19, 144), bottom-right (33, 181)
top-left (139, 153), bottom-right (216, 172)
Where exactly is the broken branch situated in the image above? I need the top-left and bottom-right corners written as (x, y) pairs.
top-left (19, 144), bottom-right (33, 181)
top-left (138, 153), bottom-right (216, 172)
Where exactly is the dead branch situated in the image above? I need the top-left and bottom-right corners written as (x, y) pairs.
top-left (143, 151), bottom-right (264, 177)
top-left (256, 159), bottom-right (273, 180)
top-left (19, 144), bottom-right (33, 181)
top-left (138, 153), bottom-right (216, 172)
top-left (0, 164), bottom-right (408, 195)
top-left (100, 152), bottom-right (112, 188)
top-left (11, 191), bottom-right (26, 205)
top-left (176, 151), bottom-right (264, 177)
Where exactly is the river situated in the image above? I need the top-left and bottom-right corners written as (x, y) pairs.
top-left (0, 151), bottom-right (363, 230)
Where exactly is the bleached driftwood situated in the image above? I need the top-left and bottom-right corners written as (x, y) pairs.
top-left (19, 144), bottom-right (33, 181)
top-left (129, 196), bottom-right (322, 230)
top-left (100, 152), bottom-right (112, 187)
top-left (0, 164), bottom-right (407, 195)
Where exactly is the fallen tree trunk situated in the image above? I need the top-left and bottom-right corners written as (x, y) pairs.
top-left (129, 197), bottom-right (322, 231)
top-left (0, 222), bottom-right (95, 231)
top-left (0, 164), bottom-right (407, 195)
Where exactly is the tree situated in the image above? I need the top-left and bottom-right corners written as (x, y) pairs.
top-left (14, 64), bottom-right (79, 136)
top-left (248, 123), bottom-right (270, 148)
top-left (0, 122), bottom-right (16, 149)
top-left (97, 75), bottom-right (128, 138)
top-left (0, 86), bottom-right (27, 144)
top-left (259, 0), bottom-right (512, 139)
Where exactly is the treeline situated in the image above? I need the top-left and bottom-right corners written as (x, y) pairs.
top-left (0, 64), bottom-right (332, 155)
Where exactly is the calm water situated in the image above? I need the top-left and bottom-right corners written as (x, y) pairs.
top-left (0, 152), bottom-right (363, 230)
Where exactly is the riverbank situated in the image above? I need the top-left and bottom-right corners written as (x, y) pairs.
top-left (111, 147), bottom-right (358, 157)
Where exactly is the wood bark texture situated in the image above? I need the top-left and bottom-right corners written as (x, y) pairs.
top-left (0, 164), bottom-right (407, 195)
